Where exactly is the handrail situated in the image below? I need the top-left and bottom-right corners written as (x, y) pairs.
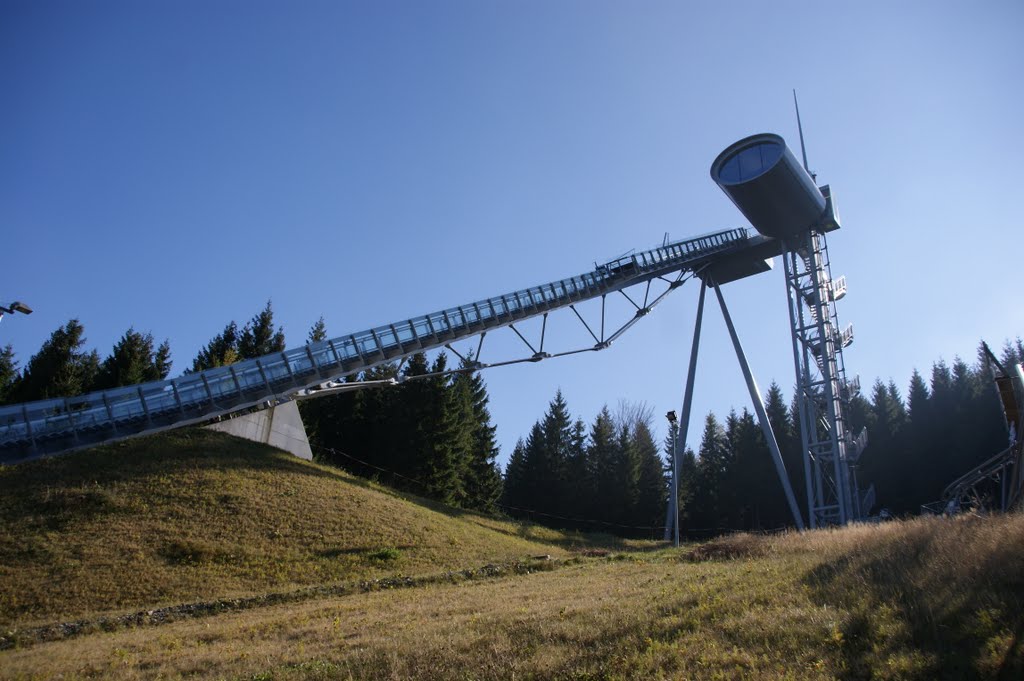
top-left (942, 444), bottom-right (1018, 501)
top-left (0, 228), bottom-right (750, 462)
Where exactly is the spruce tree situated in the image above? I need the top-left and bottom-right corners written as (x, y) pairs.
top-left (503, 422), bottom-right (546, 518)
top-left (563, 417), bottom-right (591, 528)
top-left (537, 390), bottom-right (574, 519)
top-left (503, 392), bottom-right (575, 523)
top-left (15, 320), bottom-right (99, 402)
top-left (426, 369), bottom-right (473, 506)
top-left (728, 408), bottom-right (771, 529)
top-left (632, 420), bottom-right (667, 536)
top-left (612, 423), bottom-right (640, 524)
top-left (694, 412), bottom-right (732, 532)
top-left (191, 322), bottom-right (241, 372)
top-left (93, 328), bottom-right (172, 389)
top-left (238, 300), bottom-right (286, 359)
top-left (764, 383), bottom-right (800, 526)
top-left (308, 316), bottom-right (327, 343)
top-left (454, 359), bottom-right (503, 512)
top-left (588, 406), bottom-right (620, 525)
top-left (503, 438), bottom-right (530, 510)
top-left (0, 345), bottom-right (19, 405)
top-left (154, 341), bottom-right (172, 380)
top-left (676, 445), bottom-right (699, 535)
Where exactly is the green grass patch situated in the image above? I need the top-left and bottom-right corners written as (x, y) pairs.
top-left (0, 428), bottom-right (627, 628)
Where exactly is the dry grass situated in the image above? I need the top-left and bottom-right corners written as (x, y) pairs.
top-left (2, 514), bottom-right (1021, 680)
top-left (2, 431), bottom-right (1021, 679)
top-left (0, 429), bottom-right (625, 629)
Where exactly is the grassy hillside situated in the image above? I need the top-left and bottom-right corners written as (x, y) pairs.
top-left (3, 430), bottom-right (1021, 679)
top-left (1, 514), bottom-right (1021, 679)
top-left (0, 429), bottom-right (605, 628)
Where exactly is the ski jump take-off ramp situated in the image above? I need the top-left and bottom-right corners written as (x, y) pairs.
top-left (0, 132), bottom-right (865, 529)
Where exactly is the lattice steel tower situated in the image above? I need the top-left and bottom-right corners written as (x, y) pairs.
top-left (711, 133), bottom-right (869, 527)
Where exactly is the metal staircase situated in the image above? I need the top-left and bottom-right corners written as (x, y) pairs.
top-left (784, 227), bottom-right (867, 526)
top-left (0, 228), bottom-right (751, 463)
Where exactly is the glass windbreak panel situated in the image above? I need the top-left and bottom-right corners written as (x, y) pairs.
top-left (175, 378), bottom-right (207, 403)
top-left (503, 295), bottom-right (518, 312)
top-left (324, 341), bottom-right (343, 364)
top-left (358, 336), bottom-right (378, 355)
top-left (288, 353), bottom-right (313, 374)
top-left (413, 319), bottom-right (432, 338)
top-left (237, 364), bottom-right (266, 389)
top-left (282, 348), bottom-right (303, 363)
top-left (396, 324), bottom-right (415, 343)
top-left (0, 406), bottom-right (24, 430)
top-left (140, 384), bottom-right (176, 412)
top-left (335, 339), bottom-right (356, 359)
top-left (262, 357), bottom-right (290, 380)
top-left (44, 412), bottom-right (73, 430)
top-left (310, 347), bottom-right (332, 368)
top-left (64, 398), bottom-right (100, 427)
top-left (449, 309), bottom-right (464, 328)
top-left (378, 328), bottom-right (398, 348)
top-left (210, 374), bottom-right (237, 397)
top-left (430, 313), bottom-right (449, 332)
top-left (105, 388), bottom-right (144, 418)
top-left (462, 306), bottom-right (478, 324)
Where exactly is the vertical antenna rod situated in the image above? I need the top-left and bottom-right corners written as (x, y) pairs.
top-left (793, 89), bottom-right (811, 175)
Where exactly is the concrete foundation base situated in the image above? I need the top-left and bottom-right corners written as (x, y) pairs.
top-left (205, 400), bottom-right (313, 460)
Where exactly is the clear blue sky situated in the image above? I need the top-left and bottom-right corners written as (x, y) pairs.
top-left (3, 0), bottom-right (1022, 467)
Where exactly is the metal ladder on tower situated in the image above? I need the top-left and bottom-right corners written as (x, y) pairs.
top-left (785, 228), bottom-right (868, 526)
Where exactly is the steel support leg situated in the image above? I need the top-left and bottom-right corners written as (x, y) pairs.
top-left (666, 280), bottom-right (708, 546)
top-left (711, 280), bottom-right (806, 531)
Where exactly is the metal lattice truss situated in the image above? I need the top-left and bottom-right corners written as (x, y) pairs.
top-left (783, 229), bottom-right (869, 527)
top-left (0, 229), bottom-right (750, 462)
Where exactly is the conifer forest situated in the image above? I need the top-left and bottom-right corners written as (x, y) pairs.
top-left (1, 301), bottom-right (1019, 537)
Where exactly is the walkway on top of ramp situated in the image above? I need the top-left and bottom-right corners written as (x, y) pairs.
top-left (0, 228), bottom-right (757, 463)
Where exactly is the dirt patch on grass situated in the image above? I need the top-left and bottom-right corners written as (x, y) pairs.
top-left (685, 532), bottom-right (770, 561)
top-left (573, 548), bottom-right (610, 557)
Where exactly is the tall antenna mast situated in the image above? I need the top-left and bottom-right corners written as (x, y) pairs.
top-left (793, 89), bottom-right (815, 181)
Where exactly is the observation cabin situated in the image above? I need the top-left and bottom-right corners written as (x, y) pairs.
top-left (710, 133), bottom-right (839, 240)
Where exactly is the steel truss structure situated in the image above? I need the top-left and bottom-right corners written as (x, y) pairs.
top-left (0, 229), bottom-right (750, 463)
top-left (783, 227), bottom-right (869, 527)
